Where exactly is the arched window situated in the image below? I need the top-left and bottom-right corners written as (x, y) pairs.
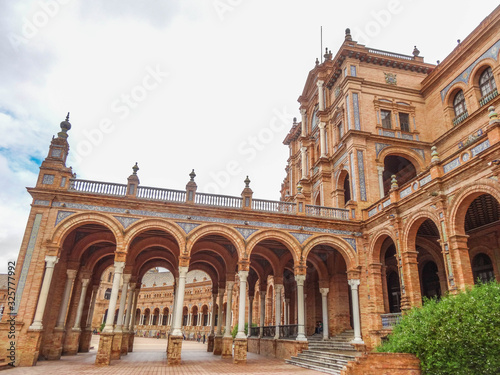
top-left (311, 106), bottom-right (319, 130)
top-left (472, 253), bottom-right (495, 284)
top-left (479, 67), bottom-right (497, 97)
top-left (453, 90), bottom-right (466, 117)
top-left (104, 288), bottom-right (112, 300)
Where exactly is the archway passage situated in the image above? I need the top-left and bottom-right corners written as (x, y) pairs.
top-left (463, 194), bottom-right (500, 284)
top-left (383, 155), bottom-right (417, 195)
top-left (383, 241), bottom-right (401, 314)
top-left (421, 261), bottom-right (441, 299)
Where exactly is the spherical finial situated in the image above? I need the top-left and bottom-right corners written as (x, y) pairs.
top-left (390, 175), bottom-right (399, 190)
top-left (132, 162), bottom-right (139, 175)
top-left (60, 112), bottom-right (71, 131)
top-left (345, 28), bottom-right (352, 41)
top-left (189, 169), bottom-right (196, 181)
top-left (412, 46), bottom-right (420, 57)
top-left (244, 176), bottom-right (250, 188)
top-left (297, 182), bottom-right (303, 194)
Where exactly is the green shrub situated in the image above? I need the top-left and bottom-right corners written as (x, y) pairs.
top-left (377, 282), bottom-right (500, 375)
top-left (231, 323), bottom-right (249, 338)
top-left (99, 322), bottom-right (105, 332)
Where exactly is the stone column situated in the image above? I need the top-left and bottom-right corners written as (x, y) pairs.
top-left (236, 271), bottom-right (248, 339)
top-left (207, 293), bottom-right (217, 352)
top-left (168, 266), bottom-right (188, 365)
top-left (301, 146), bottom-right (307, 179)
top-left (222, 281), bottom-right (234, 358)
top-left (274, 284), bottom-right (283, 339)
top-left (170, 278), bottom-right (179, 333)
top-left (128, 288), bottom-right (140, 352)
top-left (124, 284), bottom-right (135, 331)
top-left (213, 289), bottom-right (224, 355)
top-left (29, 255), bottom-right (59, 330)
top-left (102, 261), bottom-right (125, 333)
top-left (317, 80), bottom-right (325, 111)
top-left (401, 250), bottom-right (422, 308)
top-left (319, 122), bottom-right (327, 157)
top-left (73, 278), bottom-right (90, 330)
top-left (300, 108), bottom-right (307, 136)
top-left (86, 285), bottom-right (99, 328)
top-left (377, 166), bottom-right (385, 199)
top-left (284, 298), bottom-right (290, 325)
top-left (55, 269), bottom-right (78, 329)
top-left (115, 274), bottom-right (131, 332)
top-left (247, 295), bottom-right (254, 337)
top-left (319, 288), bottom-right (329, 340)
top-left (259, 291), bottom-right (266, 337)
top-left (295, 275), bottom-right (306, 341)
top-left (348, 279), bottom-right (363, 344)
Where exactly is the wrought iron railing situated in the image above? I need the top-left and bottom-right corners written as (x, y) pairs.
top-left (305, 204), bottom-right (349, 220)
top-left (249, 326), bottom-right (259, 337)
top-left (381, 313), bottom-right (402, 329)
top-left (279, 324), bottom-right (298, 339)
top-left (262, 325), bottom-right (276, 338)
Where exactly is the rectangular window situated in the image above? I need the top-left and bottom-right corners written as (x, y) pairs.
top-left (338, 122), bottom-right (344, 139)
top-left (399, 112), bottom-right (410, 132)
top-left (344, 67), bottom-right (347, 77)
top-left (381, 110), bottom-right (392, 129)
top-left (350, 65), bottom-right (357, 77)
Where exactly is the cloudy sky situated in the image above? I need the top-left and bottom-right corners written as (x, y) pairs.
top-left (0, 0), bottom-right (498, 273)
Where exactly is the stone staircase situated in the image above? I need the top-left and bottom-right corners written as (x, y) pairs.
top-left (286, 330), bottom-right (362, 375)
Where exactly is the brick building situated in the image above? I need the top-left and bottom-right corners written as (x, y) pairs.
top-left (1, 4), bottom-right (499, 369)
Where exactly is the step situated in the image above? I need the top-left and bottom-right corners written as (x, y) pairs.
top-left (304, 350), bottom-right (358, 360)
top-left (289, 356), bottom-right (345, 371)
top-left (308, 344), bottom-right (356, 351)
top-left (297, 353), bottom-right (350, 366)
top-left (286, 359), bottom-right (342, 375)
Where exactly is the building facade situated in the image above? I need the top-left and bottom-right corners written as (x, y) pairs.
top-left (1, 5), bottom-right (499, 368)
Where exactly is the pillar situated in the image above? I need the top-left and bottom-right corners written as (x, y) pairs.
top-left (274, 284), bottom-right (283, 339)
top-left (207, 293), bottom-right (217, 352)
top-left (348, 279), bottom-right (363, 344)
top-left (300, 108), bottom-right (307, 136)
top-left (29, 255), bottom-right (59, 330)
top-left (319, 288), bottom-right (329, 340)
top-left (295, 275), bottom-right (306, 341)
top-left (284, 298), bottom-right (290, 325)
top-left (247, 295), bottom-right (254, 337)
top-left (128, 288), bottom-right (140, 352)
top-left (222, 281), bottom-right (234, 358)
top-left (64, 277), bottom-right (90, 355)
top-left (401, 250), bottom-right (422, 308)
top-left (259, 290), bottom-right (266, 337)
top-left (55, 269), bottom-right (78, 329)
top-left (301, 146), bottom-right (307, 179)
top-left (377, 166), bottom-right (385, 199)
top-left (170, 278), bottom-right (178, 334)
top-left (317, 80), bottom-right (325, 111)
top-left (236, 271), bottom-right (248, 339)
top-left (79, 284), bottom-right (99, 353)
top-left (115, 274), bottom-right (131, 332)
top-left (213, 288), bottom-right (224, 355)
top-left (73, 278), bottom-right (90, 330)
top-left (319, 122), bottom-right (327, 157)
top-left (168, 266), bottom-right (188, 365)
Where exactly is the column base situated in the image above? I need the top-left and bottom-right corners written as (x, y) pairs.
top-left (121, 332), bottom-right (129, 355)
top-left (128, 331), bottom-right (135, 352)
top-left (233, 338), bottom-right (247, 364)
top-left (213, 335), bottom-right (223, 355)
top-left (62, 329), bottom-right (81, 355)
top-left (78, 329), bottom-right (92, 352)
top-left (207, 333), bottom-right (215, 352)
top-left (46, 329), bottom-right (65, 360)
top-left (95, 332), bottom-right (114, 365)
top-left (221, 336), bottom-right (233, 358)
top-left (111, 332), bottom-right (123, 360)
top-left (167, 335), bottom-right (183, 365)
top-left (16, 328), bottom-right (43, 367)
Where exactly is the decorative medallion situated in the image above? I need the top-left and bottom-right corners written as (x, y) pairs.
top-left (384, 72), bottom-right (397, 85)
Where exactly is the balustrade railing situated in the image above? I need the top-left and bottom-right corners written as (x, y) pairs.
top-left (368, 48), bottom-right (413, 61)
top-left (381, 313), bottom-right (402, 329)
top-left (69, 179), bottom-right (126, 196)
top-left (279, 324), bottom-right (298, 339)
top-left (305, 204), bottom-right (349, 220)
top-left (194, 192), bottom-right (243, 208)
top-left (252, 199), bottom-right (296, 214)
top-left (137, 186), bottom-right (186, 202)
top-left (262, 325), bottom-right (276, 338)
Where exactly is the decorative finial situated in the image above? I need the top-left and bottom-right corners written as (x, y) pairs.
top-left (457, 39), bottom-right (461, 44)
top-left (345, 28), bottom-right (352, 41)
top-left (390, 175), bottom-right (398, 190)
top-left (132, 162), bottom-right (139, 175)
top-left (324, 47), bottom-right (332, 61)
top-left (412, 46), bottom-right (420, 57)
top-left (244, 176), bottom-right (250, 188)
top-left (315, 58), bottom-right (319, 66)
top-left (297, 182), bottom-right (303, 194)
top-left (293, 117), bottom-right (297, 125)
top-left (431, 146), bottom-right (440, 163)
top-left (189, 169), bottom-right (196, 181)
top-left (437, 60), bottom-right (440, 65)
top-left (58, 112), bottom-right (72, 139)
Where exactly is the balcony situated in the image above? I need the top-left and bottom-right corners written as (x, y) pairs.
top-left (452, 111), bottom-right (469, 126)
top-left (479, 88), bottom-right (498, 107)
top-left (381, 313), bottom-right (402, 329)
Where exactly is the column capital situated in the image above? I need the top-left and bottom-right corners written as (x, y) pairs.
top-left (81, 278), bottom-right (90, 287)
top-left (237, 270), bottom-right (249, 282)
top-left (316, 80), bottom-right (324, 87)
top-left (318, 122), bottom-right (326, 129)
top-left (226, 280), bottom-right (235, 289)
top-left (113, 261), bottom-right (125, 274)
top-left (274, 284), bottom-right (284, 292)
top-left (348, 279), bottom-right (360, 289)
top-left (178, 266), bottom-right (189, 276)
top-left (300, 108), bottom-right (306, 116)
top-left (295, 274), bottom-right (306, 285)
top-left (45, 255), bottom-right (59, 268)
top-left (301, 146), bottom-right (307, 153)
top-left (66, 269), bottom-right (78, 279)
top-left (122, 273), bottom-right (132, 284)
top-left (218, 289), bottom-right (225, 297)
top-left (319, 287), bottom-right (329, 296)
top-left (377, 166), bottom-right (385, 174)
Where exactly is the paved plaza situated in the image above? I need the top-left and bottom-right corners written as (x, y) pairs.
top-left (7, 336), bottom-right (319, 374)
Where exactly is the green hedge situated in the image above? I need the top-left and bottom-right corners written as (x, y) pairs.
top-left (377, 282), bottom-right (500, 375)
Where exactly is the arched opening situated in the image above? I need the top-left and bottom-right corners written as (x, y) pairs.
top-left (472, 253), bottom-right (495, 284)
top-left (453, 90), bottom-right (466, 117)
top-left (162, 307), bottom-right (169, 325)
top-left (479, 66), bottom-right (496, 99)
top-left (143, 308), bottom-right (151, 326)
top-left (152, 308), bottom-right (160, 325)
top-left (192, 305), bottom-right (199, 326)
top-left (386, 271), bottom-right (401, 313)
top-left (381, 237), bottom-right (401, 313)
top-left (421, 261), bottom-right (441, 299)
top-left (202, 305), bottom-right (209, 326)
top-left (182, 306), bottom-right (188, 326)
top-left (383, 155), bottom-right (417, 195)
top-left (337, 171), bottom-right (351, 207)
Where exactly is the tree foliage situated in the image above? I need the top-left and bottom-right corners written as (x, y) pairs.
top-left (377, 282), bottom-right (500, 375)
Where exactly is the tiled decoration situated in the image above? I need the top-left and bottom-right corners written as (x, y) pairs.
top-left (176, 222), bottom-right (201, 234)
top-left (42, 174), bottom-right (55, 185)
top-left (235, 227), bottom-right (258, 239)
top-left (353, 93), bottom-right (361, 130)
top-left (55, 211), bottom-right (75, 226)
top-left (443, 157), bottom-right (461, 173)
top-left (357, 150), bottom-right (367, 201)
top-left (290, 232), bottom-right (312, 244)
top-left (114, 216), bottom-right (140, 229)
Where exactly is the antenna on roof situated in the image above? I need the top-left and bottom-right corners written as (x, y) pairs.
top-left (320, 26), bottom-right (323, 63)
